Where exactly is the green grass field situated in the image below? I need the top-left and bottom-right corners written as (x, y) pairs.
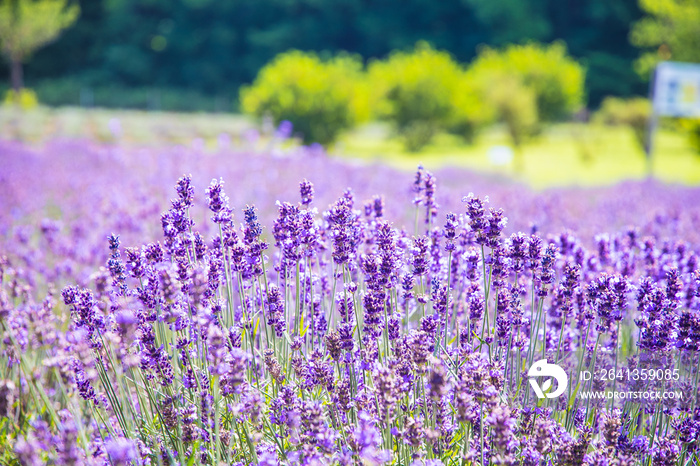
top-left (3, 106), bottom-right (700, 190)
top-left (336, 122), bottom-right (700, 189)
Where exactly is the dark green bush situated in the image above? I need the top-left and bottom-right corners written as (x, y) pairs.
top-left (30, 78), bottom-right (235, 112)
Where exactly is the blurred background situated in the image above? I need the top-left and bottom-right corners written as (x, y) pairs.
top-left (1, 0), bottom-right (700, 188)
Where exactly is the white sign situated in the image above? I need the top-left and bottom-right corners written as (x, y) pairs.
top-left (653, 61), bottom-right (700, 117)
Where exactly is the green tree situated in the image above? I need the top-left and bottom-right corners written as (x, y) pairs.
top-left (593, 96), bottom-right (651, 152)
top-left (630, 0), bottom-right (700, 77)
top-left (465, 42), bottom-right (584, 170)
top-left (368, 42), bottom-right (466, 151)
top-left (12, 0), bottom-right (642, 110)
top-left (462, 0), bottom-right (551, 45)
top-left (0, 0), bottom-right (79, 91)
top-left (448, 77), bottom-right (495, 144)
top-left (482, 75), bottom-right (539, 171)
top-left (467, 42), bottom-right (585, 122)
top-left (0, 0), bottom-right (80, 93)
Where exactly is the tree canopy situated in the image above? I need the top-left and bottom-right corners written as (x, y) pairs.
top-left (630, 0), bottom-right (700, 77)
top-left (0, 0), bottom-right (645, 108)
top-left (0, 0), bottom-right (79, 90)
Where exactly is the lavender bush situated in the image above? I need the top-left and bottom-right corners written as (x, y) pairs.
top-left (2, 133), bottom-right (700, 465)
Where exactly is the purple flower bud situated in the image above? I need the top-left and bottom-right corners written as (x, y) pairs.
top-left (444, 212), bottom-right (459, 251)
top-left (176, 174), bottom-right (195, 208)
top-left (300, 179), bottom-right (314, 206)
top-left (206, 178), bottom-right (233, 224)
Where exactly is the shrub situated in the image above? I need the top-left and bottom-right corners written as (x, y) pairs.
top-left (467, 42), bottom-right (585, 122)
top-left (466, 60), bottom-right (540, 162)
top-left (487, 77), bottom-right (539, 150)
top-left (476, 75), bottom-right (539, 171)
top-left (447, 77), bottom-right (496, 145)
top-left (593, 97), bottom-right (651, 151)
top-left (240, 50), bottom-right (368, 146)
top-left (3, 87), bottom-right (39, 110)
top-left (368, 42), bottom-right (465, 151)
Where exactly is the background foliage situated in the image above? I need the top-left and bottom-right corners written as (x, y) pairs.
top-left (367, 43), bottom-right (466, 151)
top-left (0, 0), bottom-right (645, 110)
top-left (593, 97), bottom-right (651, 152)
top-left (0, 0), bottom-right (79, 92)
top-left (467, 42), bottom-right (585, 122)
top-left (240, 50), bottom-right (369, 145)
top-left (630, 0), bottom-right (700, 76)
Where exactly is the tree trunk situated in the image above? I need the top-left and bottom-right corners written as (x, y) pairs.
top-left (11, 57), bottom-right (23, 92)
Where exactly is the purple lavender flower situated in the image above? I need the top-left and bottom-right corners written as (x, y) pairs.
top-left (300, 178), bottom-right (314, 206)
top-left (443, 212), bottom-right (459, 252)
top-left (352, 411), bottom-right (391, 464)
top-left (486, 405), bottom-right (519, 465)
top-left (176, 173), bottom-right (195, 208)
top-left (411, 236), bottom-right (430, 276)
top-left (105, 438), bottom-right (137, 466)
top-left (276, 120), bottom-right (293, 139)
top-left (463, 193), bottom-right (486, 238)
top-left (14, 435), bottom-right (41, 466)
top-left (423, 170), bottom-right (439, 225)
top-left (9, 139), bottom-right (700, 466)
top-left (372, 195), bottom-right (385, 219)
top-left (107, 233), bottom-right (127, 293)
top-left (535, 244), bottom-right (558, 298)
top-left (362, 289), bottom-right (386, 338)
top-left (206, 178), bottom-right (233, 224)
top-left (588, 273), bottom-right (629, 332)
top-left (265, 284), bottom-right (286, 336)
top-left (273, 201), bottom-right (302, 273)
top-left (327, 190), bottom-right (360, 266)
top-left (507, 232), bottom-right (528, 273)
top-left (412, 164), bottom-right (425, 205)
top-left (635, 277), bottom-right (675, 351)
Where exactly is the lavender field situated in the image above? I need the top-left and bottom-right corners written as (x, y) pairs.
top-left (3, 134), bottom-right (700, 466)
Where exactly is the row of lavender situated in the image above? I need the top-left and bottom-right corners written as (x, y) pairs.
top-left (2, 138), bottom-right (700, 465)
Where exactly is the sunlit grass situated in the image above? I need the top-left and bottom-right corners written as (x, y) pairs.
top-left (334, 121), bottom-right (700, 189)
